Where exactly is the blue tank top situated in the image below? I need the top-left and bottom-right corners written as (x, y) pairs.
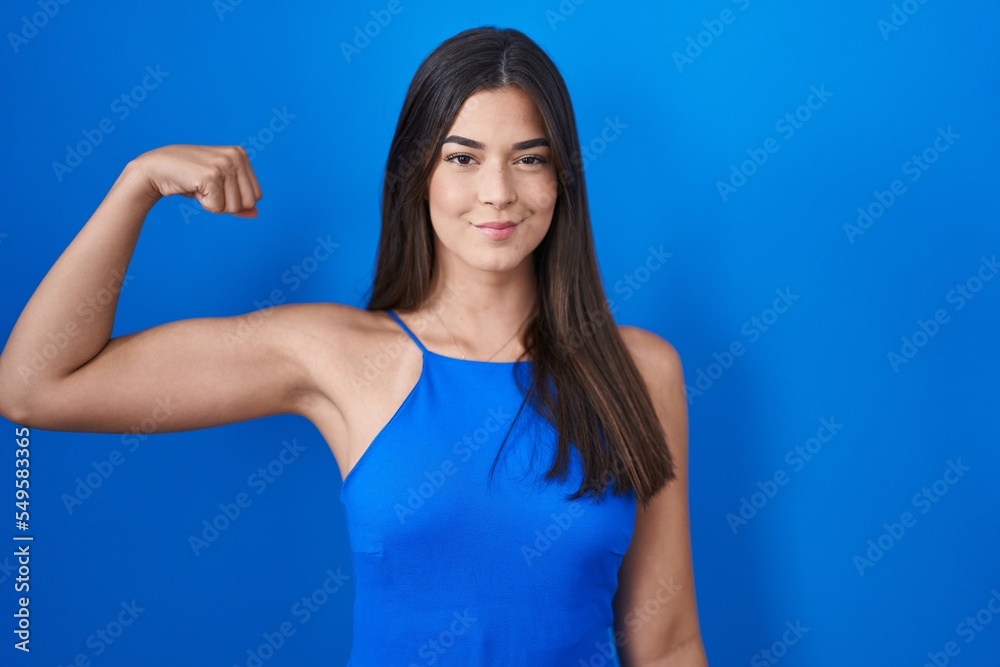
top-left (338, 309), bottom-right (637, 666)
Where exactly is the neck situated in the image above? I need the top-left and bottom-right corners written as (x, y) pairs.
top-left (421, 254), bottom-right (537, 359)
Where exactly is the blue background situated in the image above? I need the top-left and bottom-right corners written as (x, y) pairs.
top-left (2, 0), bottom-right (999, 665)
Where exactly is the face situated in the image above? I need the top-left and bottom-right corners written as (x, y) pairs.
top-left (425, 86), bottom-right (558, 274)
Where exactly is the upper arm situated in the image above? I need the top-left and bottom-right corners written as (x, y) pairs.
top-left (613, 326), bottom-right (706, 664)
top-left (10, 302), bottom-right (338, 434)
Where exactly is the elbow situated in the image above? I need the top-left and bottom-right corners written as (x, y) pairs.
top-left (0, 395), bottom-right (33, 427)
top-left (0, 374), bottom-right (44, 427)
top-left (654, 633), bottom-right (709, 667)
top-left (0, 352), bottom-right (57, 426)
top-left (622, 631), bottom-right (708, 667)
top-left (0, 365), bottom-right (27, 423)
top-left (0, 394), bottom-right (60, 431)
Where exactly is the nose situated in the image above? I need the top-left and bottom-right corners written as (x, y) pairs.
top-left (478, 163), bottom-right (516, 209)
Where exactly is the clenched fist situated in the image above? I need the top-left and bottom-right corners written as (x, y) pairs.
top-left (129, 144), bottom-right (263, 217)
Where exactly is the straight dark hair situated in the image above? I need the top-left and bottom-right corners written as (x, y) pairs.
top-left (365, 26), bottom-right (674, 508)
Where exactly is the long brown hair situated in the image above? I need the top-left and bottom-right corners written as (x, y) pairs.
top-left (365, 26), bottom-right (674, 508)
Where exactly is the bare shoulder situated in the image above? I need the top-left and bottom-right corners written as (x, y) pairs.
top-left (275, 301), bottom-right (387, 347)
top-left (264, 302), bottom-right (402, 409)
top-left (271, 301), bottom-right (403, 368)
top-left (616, 324), bottom-right (685, 399)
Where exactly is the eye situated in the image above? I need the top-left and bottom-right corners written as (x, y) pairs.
top-left (517, 155), bottom-right (548, 166)
top-left (444, 152), bottom-right (476, 166)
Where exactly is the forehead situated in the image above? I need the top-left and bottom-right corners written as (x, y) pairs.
top-left (447, 86), bottom-right (546, 137)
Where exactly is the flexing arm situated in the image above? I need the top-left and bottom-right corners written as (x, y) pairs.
top-left (0, 145), bottom-right (324, 433)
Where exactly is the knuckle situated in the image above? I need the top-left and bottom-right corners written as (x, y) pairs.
top-left (206, 164), bottom-right (226, 181)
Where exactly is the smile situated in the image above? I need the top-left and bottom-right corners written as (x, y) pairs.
top-left (473, 221), bottom-right (518, 241)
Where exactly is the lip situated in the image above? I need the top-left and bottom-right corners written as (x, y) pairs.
top-left (473, 220), bottom-right (518, 241)
top-left (473, 221), bottom-right (518, 229)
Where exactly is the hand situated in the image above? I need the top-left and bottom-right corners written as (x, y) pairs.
top-left (129, 144), bottom-right (263, 217)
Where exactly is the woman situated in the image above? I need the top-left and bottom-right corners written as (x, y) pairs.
top-left (0, 26), bottom-right (707, 666)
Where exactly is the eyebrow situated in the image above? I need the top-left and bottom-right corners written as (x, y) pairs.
top-left (442, 135), bottom-right (550, 150)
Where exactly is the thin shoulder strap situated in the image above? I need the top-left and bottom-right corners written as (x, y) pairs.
top-left (386, 309), bottom-right (428, 353)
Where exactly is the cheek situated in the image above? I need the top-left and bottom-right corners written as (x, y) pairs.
top-left (523, 176), bottom-right (558, 213)
top-left (427, 172), bottom-right (472, 217)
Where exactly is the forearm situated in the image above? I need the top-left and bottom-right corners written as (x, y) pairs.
top-left (0, 160), bottom-right (159, 407)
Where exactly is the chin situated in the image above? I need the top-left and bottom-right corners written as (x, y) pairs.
top-left (448, 240), bottom-right (537, 273)
top-left (467, 249), bottom-right (531, 273)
